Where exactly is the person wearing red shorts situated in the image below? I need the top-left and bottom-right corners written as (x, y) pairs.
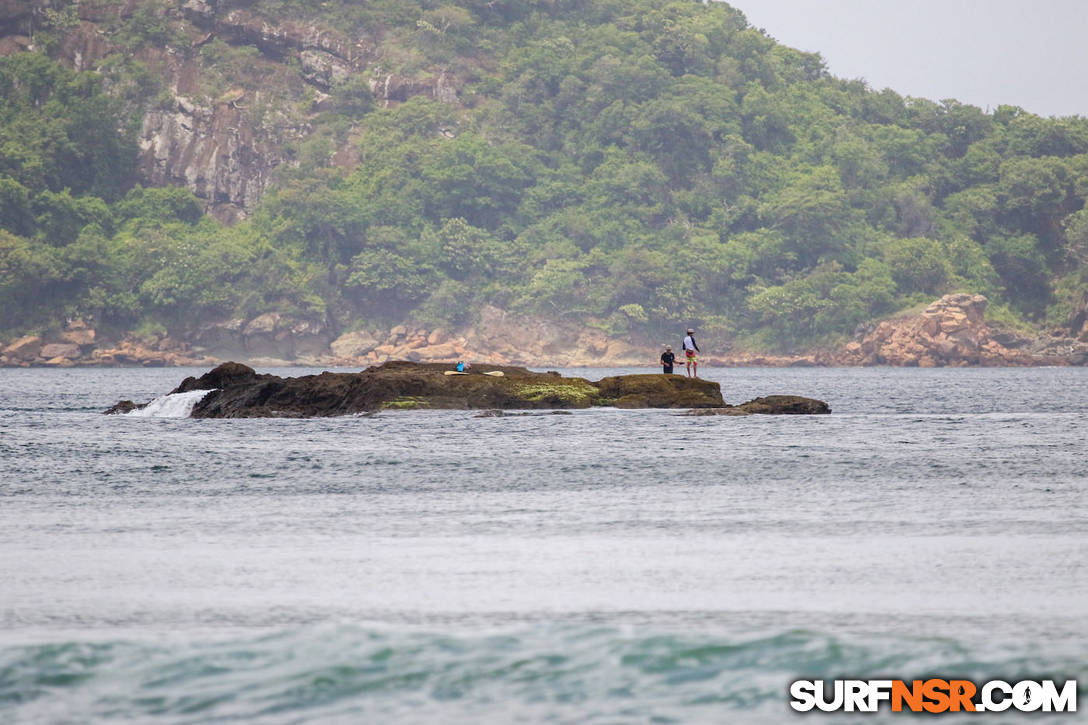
top-left (681, 328), bottom-right (699, 378)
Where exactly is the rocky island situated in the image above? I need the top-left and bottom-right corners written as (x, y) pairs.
top-left (106, 362), bottom-right (830, 418)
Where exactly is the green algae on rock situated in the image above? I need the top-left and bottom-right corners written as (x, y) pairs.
top-left (512, 380), bottom-right (600, 407)
top-left (596, 374), bottom-right (723, 409)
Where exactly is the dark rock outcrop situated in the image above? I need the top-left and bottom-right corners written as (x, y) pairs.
top-left (738, 395), bottom-right (831, 414)
top-left (104, 400), bottom-right (143, 415)
top-left (685, 395), bottom-right (831, 416)
top-left (173, 361), bottom-right (261, 394)
top-left (109, 361), bottom-right (830, 418)
top-left (596, 374), bottom-right (723, 409)
top-left (169, 361), bottom-right (605, 417)
top-left (106, 361), bottom-right (757, 418)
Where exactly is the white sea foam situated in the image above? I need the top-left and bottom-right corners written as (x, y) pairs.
top-left (126, 389), bottom-right (214, 418)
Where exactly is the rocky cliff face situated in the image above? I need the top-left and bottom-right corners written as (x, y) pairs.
top-left (0, 0), bottom-right (463, 221)
top-left (138, 93), bottom-right (286, 223)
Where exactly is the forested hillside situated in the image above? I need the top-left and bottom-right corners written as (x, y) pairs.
top-left (2, 0), bottom-right (1088, 358)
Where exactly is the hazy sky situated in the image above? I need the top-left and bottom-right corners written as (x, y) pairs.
top-left (725, 0), bottom-right (1088, 118)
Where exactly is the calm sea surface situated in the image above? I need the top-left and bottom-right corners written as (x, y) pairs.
top-left (1, 366), bottom-right (1086, 723)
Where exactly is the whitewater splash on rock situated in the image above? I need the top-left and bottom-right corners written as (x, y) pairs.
top-left (125, 389), bottom-right (215, 418)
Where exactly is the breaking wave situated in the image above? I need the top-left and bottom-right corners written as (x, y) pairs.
top-left (1, 624), bottom-right (1083, 724)
top-left (125, 390), bottom-right (213, 419)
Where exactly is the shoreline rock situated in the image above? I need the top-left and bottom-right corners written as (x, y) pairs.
top-left (836, 294), bottom-right (1088, 367)
top-left (0, 323), bottom-right (219, 368)
top-left (11, 295), bottom-right (1088, 370)
top-left (105, 361), bottom-right (830, 418)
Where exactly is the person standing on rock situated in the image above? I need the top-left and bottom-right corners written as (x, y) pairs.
top-left (682, 328), bottom-right (699, 377)
top-left (660, 345), bottom-right (675, 374)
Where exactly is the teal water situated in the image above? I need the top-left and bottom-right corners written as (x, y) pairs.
top-left (1, 366), bottom-right (1086, 723)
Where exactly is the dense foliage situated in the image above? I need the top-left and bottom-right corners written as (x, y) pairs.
top-left (3, 0), bottom-right (1088, 349)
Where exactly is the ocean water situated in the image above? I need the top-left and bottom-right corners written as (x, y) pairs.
top-left (0, 365), bottom-right (1085, 724)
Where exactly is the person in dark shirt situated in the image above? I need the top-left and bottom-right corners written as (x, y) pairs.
top-left (660, 345), bottom-right (676, 374)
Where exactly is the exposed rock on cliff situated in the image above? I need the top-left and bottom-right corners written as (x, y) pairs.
top-left (146, 3), bottom-right (457, 216)
top-left (368, 71), bottom-right (460, 106)
top-left (139, 94), bottom-right (285, 222)
top-left (837, 293), bottom-right (1081, 367)
top-left (181, 2), bottom-right (373, 67)
top-left (0, 0), bottom-right (465, 220)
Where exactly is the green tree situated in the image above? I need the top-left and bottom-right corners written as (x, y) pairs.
top-left (759, 166), bottom-right (855, 267)
top-left (417, 135), bottom-right (539, 229)
top-left (0, 54), bottom-right (136, 200)
top-left (986, 234), bottom-right (1051, 316)
top-left (0, 176), bottom-right (34, 237)
top-left (33, 190), bottom-right (113, 246)
top-left (115, 186), bottom-right (204, 227)
top-left (0, 231), bottom-right (65, 328)
top-left (426, 217), bottom-right (504, 281)
top-left (883, 236), bottom-right (950, 295)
